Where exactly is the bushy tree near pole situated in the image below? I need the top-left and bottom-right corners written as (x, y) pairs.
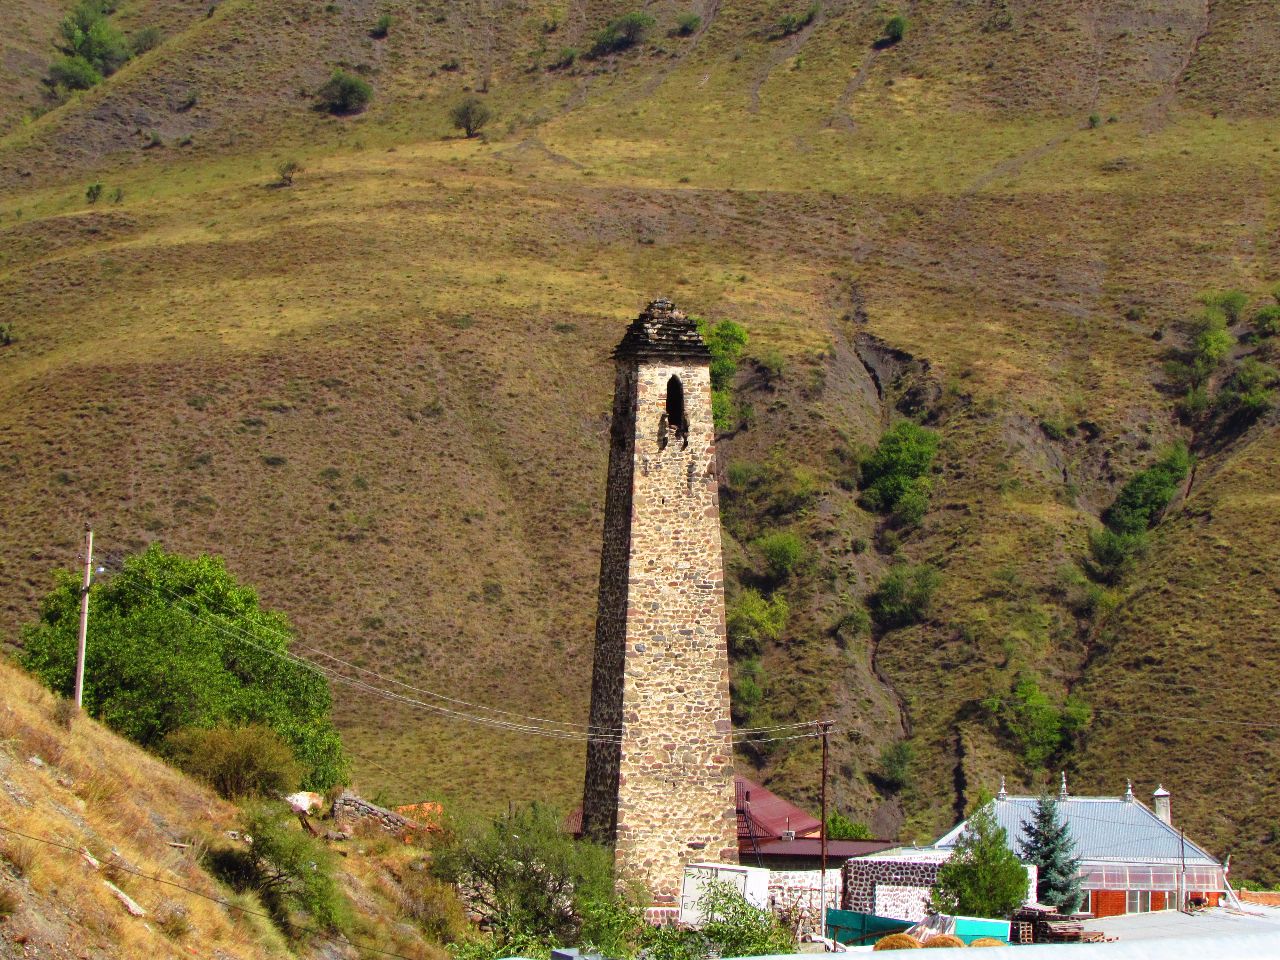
top-left (21, 544), bottom-right (348, 789)
top-left (1019, 795), bottom-right (1083, 913)
top-left (930, 798), bottom-right (1029, 919)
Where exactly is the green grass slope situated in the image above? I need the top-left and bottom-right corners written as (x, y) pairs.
top-left (1, 0), bottom-right (1278, 882)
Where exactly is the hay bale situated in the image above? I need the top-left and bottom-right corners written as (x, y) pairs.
top-left (874, 933), bottom-right (923, 950)
top-left (922, 933), bottom-right (965, 948)
top-left (968, 937), bottom-right (1006, 948)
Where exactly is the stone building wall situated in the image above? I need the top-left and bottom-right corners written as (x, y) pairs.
top-left (582, 302), bottom-right (738, 905)
top-left (842, 858), bottom-right (942, 921)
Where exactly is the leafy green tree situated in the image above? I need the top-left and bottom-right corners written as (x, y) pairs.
top-left (21, 544), bottom-right (348, 789)
top-left (1102, 443), bottom-right (1191, 535)
top-left (859, 421), bottom-right (938, 527)
top-left (450, 96), bottom-right (492, 138)
top-left (432, 803), bottom-right (618, 947)
top-left (726, 588), bottom-right (788, 656)
top-left (826, 810), bottom-right (873, 840)
top-left (1018, 795), bottom-right (1083, 913)
top-left (868, 563), bottom-right (940, 628)
top-left (930, 798), bottom-right (1028, 918)
top-left (317, 68), bottom-right (372, 114)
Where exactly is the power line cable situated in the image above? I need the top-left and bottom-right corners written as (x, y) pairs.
top-left (130, 572), bottom-right (830, 749)
top-left (141, 574), bottom-right (821, 738)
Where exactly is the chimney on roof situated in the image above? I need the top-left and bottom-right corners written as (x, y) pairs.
top-left (1059, 771), bottom-right (1069, 800)
top-left (1124, 780), bottom-right (1134, 802)
top-left (996, 776), bottom-right (1008, 801)
top-left (1153, 784), bottom-right (1171, 825)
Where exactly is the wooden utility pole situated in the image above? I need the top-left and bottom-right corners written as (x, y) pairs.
top-left (819, 719), bottom-right (833, 936)
top-left (73, 525), bottom-right (93, 709)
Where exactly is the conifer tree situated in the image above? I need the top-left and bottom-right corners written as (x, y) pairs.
top-left (930, 796), bottom-right (1029, 919)
top-left (1018, 795), bottom-right (1083, 913)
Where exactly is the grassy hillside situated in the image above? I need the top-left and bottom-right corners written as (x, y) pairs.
top-left (0, 658), bottom-right (447, 959)
top-left (2, 0), bottom-right (1278, 883)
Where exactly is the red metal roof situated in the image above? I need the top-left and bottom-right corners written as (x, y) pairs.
top-left (736, 776), bottom-right (822, 841)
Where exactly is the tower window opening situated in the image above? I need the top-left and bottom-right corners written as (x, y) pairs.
top-left (666, 375), bottom-right (689, 449)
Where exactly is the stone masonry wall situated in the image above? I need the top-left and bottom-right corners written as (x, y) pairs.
top-left (768, 870), bottom-right (841, 934)
top-left (843, 859), bottom-right (941, 921)
top-left (332, 791), bottom-right (419, 837)
top-left (582, 343), bottom-right (738, 905)
top-left (581, 362), bottom-right (637, 849)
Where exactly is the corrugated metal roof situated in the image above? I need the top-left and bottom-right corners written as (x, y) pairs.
top-left (737, 776), bottom-right (822, 840)
top-left (935, 796), bottom-right (1219, 866)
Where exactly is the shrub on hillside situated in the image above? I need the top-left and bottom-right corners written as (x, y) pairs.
top-left (982, 675), bottom-right (1090, 768)
top-left (859, 420), bottom-right (938, 528)
top-left (1201, 288), bottom-right (1249, 324)
top-left (450, 97), bottom-right (492, 138)
top-left (317, 68), bottom-right (372, 115)
top-left (696, 318), bottom-right (749, 431)
top-left (1254, 304), bottom-right (1280, 338)
top-left (1101, 443), bottom-right (1191, 535)
top-left (432, 802), bottom-right (622, 948)
top-left (275, 159), bottom-right (301, 186)
top-left (877, 741), bottom-right (914, 790)
top-left (131, 25), bottom-right (163, 54)
top-left (162, 724), bottom-right (301, 799)
top-left (48, 54), bottom-right (102, 90)
top-left (20, 544), bottom-right (349, 789)
top-left (754, 530), bottom-right (807, 582)
top-left (1168, 305), bottom-right (1236, 392)
top-left (868, 563), bottom-right (939, 629)
top-left (211, 804), bottom-right (352, 934)
top-left (1085, 527), bottom-right (1146, 584)
top-left (774, 3), bottom-right (819, 38)
top-left (726, 588), bottom-right (788, 656)
top-left (883, 13), bottom-right (908, 44)
top-left (370, 13), bottom-right (392, 38)
top-left (675, 13), bottom-right (702, 36)
top-left (85, 181), bottom-right (102, 204)
top-left (589, 11), bottom-right (656, 56)
top-left (58, 1), bottom-right (131, 76)
top-left (730, 658), bottom-right (766, 724)
top-left (1214, 357), bottom-right (1277, 426)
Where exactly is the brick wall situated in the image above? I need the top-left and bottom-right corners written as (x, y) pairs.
top-left (768, 870), bottom-right (841, 934)
top-left (1239, 890), bottom-right (1280, 906)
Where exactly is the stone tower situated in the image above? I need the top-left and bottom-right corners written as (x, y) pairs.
top-left (581, 298), bottom-right (738, 906)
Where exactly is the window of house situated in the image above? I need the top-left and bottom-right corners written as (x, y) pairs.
top-left (1080, 890), bottom-right (1092, 915)
top-left (1126, 890), bottom-right (1152, 914)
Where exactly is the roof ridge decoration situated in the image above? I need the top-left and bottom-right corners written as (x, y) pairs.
top-left (613, 297), bottom-right (712, 361)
